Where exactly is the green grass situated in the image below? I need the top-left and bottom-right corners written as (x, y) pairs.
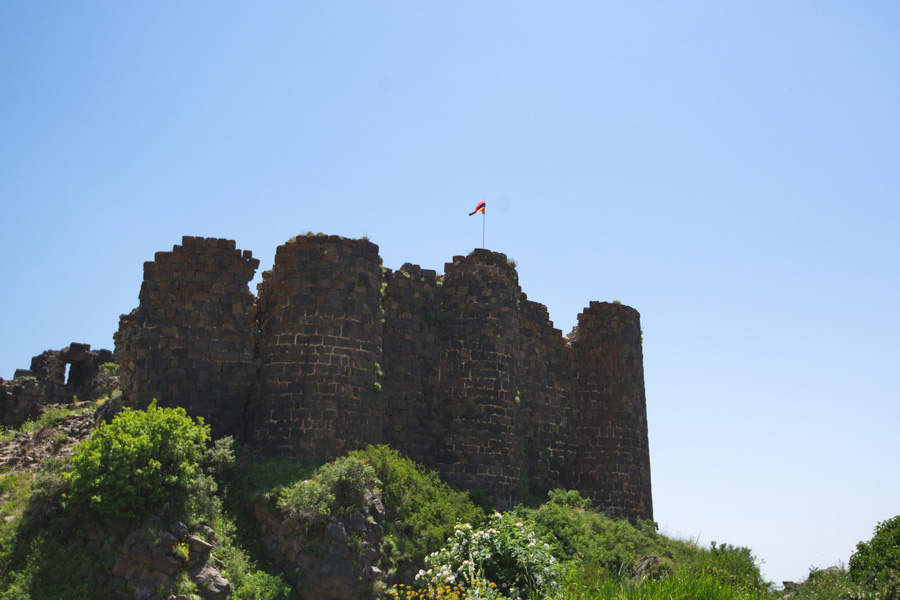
top-left (553, 568), bottom-right (769, 600)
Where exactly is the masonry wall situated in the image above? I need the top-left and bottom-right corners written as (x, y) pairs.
top-left (112, 235), bottom-right (653, 520)
top-left (1, 343), bottom-right (114, 427)
top-left (380, 264), bottom-right (442, 465)
top-left (250, 236), bottom-right (383, 462)
top-left (517, 297), bottom-right (575, 498)
top-left (568, 302), bottom-right (653, 519)
top-left (433, 250), bottom-right (525, 506)
top-left (114, 237), bottom-right (259, 438)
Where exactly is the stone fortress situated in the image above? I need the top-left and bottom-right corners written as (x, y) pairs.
top-left (3, 234), bottom-right (653, 521)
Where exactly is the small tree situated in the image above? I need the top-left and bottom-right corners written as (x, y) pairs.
top-left (65, 401), bottom-right (210, 519)
top-left (850, 515), bottom-right (900, 598)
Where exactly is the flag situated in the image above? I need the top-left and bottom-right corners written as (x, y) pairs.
top-left (469, 200), bottom-right (486, 216)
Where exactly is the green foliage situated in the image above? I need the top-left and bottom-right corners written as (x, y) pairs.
top-left (546, 489), bottom-right (592, 510)
top-left (612, 299), bottom-right (623, 305)
top-left (350, 445), bottom-right (484, 568)
top-left (99, 362), bottom-right (120, 377)
top-left (65, 401), bottom-right (210, 519)
top-left (850, 515), bottom-right (900, 598)
top-left (554, 567), bottom-right (768, 600)
top-left (278, 455), bottom-right (379, 522)
top-left (787, 567), bottom-right (860, 600)
top-left (516, 499), bottom-right (770, 596)
top-left (211, 512), bottom-right (291, 600)
top-left (16, 404), bottom-right (92, 436)
top-left (516, 499), bottom-right (648, 572)
top-left (507, 257), bottom-right (517, 268)
top-left (417, 512), bottom-right (560, 599)
top-left (277, 479), bottom-right (334, 529)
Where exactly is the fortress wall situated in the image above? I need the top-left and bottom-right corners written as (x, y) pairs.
top-left (517, 297), bottom-right (575, 496)
top-left (569, 302), bottom-right (653, 520)
top-left (0, 377), bottom-right (42, 427)
top-left (250, 235), bottom-right (383, 462)
top-left (380, 264), bottom-right (442, 464)
top-left (435, 250), bottom-right (525, 505)
top-left (108, 235), bottom-right (653, 520)
top-left (114, 237), bottom-right (259, 438)
top-left (1, 343), bottom-right (114, 427)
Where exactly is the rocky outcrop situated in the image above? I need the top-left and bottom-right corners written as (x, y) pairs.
top-left (254, 491), bottom-right (386, 600)
top-left (110, 516), bottom-right (231, 600)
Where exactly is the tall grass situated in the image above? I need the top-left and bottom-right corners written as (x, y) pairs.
top-left (554, 568), bottom-right (768, 600)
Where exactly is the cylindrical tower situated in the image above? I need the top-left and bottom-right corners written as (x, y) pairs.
top-left (251, 235), bottom-right (383, 462)
top-left (114, 236), bottom-right (259, 439)
top-left (435, 249), bottom-right (524, 506)
top-left (569, 301), bottom-right (653, 520)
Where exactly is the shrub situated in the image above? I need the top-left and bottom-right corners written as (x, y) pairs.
top-left (99, 362), bottom-right (120, 377)
top-left (417, 512), bottom-right (560, 599)
top-left (546, 488), bottom-right (592, 510)
top-left (65, 401), bottom-right (210, 519)
top-left (850, 515), bottom-right (900, 597)
top-left (277, 455), bottom-right (379, 524)
top-left (349, 445), bottom-right (484, 561)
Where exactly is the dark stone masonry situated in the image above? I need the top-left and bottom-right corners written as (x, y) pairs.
top-left (4, 234), bottom-right (653, 520)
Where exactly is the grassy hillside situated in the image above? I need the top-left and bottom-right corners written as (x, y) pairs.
top-left (1, 404), bottom-right (896, 600)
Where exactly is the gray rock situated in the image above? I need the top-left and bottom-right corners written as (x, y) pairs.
top-left (170, 521), bottom-right (190, 539)
top-left (154, 553), bottom-right (182, 576)
top-left (156, 530), bottom-right (179, 548)
top-left (133, 577), bottom-right (158, 600)
top-left (187, 534), bottom-right (214, 554)
top-left (325, 521), bottom-right (347, 542)
top-left (128, 542), bottom-right (153, 564)
top-left (192, 563), bottom-right (231, 600)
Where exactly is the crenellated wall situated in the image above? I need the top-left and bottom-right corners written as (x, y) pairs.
top-left (114, 237), bottom-right (259, 438)
top-left (250, 235), bottom-right (383, 462)
top-left (111, 235), bottom-right (653, 520)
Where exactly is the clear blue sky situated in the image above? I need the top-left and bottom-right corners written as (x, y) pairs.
top-left (2, 2), bottom-right (898, 586)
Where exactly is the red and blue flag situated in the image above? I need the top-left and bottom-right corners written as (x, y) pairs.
top-left (469, 200), bottom-right (486, 216)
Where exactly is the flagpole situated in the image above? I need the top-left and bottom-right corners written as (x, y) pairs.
top-left (482, 210), bottom-right (485, 249)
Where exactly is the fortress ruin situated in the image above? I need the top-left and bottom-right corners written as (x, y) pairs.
top-left (3, 234), bottom-right (653, 520)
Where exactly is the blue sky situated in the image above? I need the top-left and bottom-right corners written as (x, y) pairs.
top-left (2, 1), bottom-right (898, 585)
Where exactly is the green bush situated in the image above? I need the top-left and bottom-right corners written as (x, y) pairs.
top-left (99, 362), bottom-right (120, 377)
top-left (349, 445), bottom-right (484, 563)
top-left (64, 401), bottom-right (210, 519)
top-left (278, 455), bottom-right (379, 522)
top-left (850, 515), bottom-right (900, 598)
top-left (417, 511), bottom-right (560, 599)
top-left (547, 489), bottom-right (592, 510)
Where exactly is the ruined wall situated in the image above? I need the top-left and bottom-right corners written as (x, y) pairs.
top-left (380, 264), bottom-right (442, 465)
top-left (114, 237), bottom-right (258, 438)
top-left (517, 297), bottom-right (575, 498)
top-left (112, 235), bottom-right (653, 520)
top-left (1, 343), bottom-right (114, 427)
top-left (568, 302), bottom-right (653, 519)
top-left (250, 236), bottom-right (383, 462)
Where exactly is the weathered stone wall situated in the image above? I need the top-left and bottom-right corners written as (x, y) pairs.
top-left (434, 250), bottom-right (525, 506)
top-left (250, 236), bottom-right (383, 462)
top-left (517, 297), bottom-right (575, 498)
top-left (1, 343), bottom-right (114, 427)
top-left (111, 235), bottom-right (653, 520)
top-left (114, 236), bottom-right (259, 438)
top-left (380, 264), bottom-right (442, 465)
top-left (568, 302), bottom-right (653, 519)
